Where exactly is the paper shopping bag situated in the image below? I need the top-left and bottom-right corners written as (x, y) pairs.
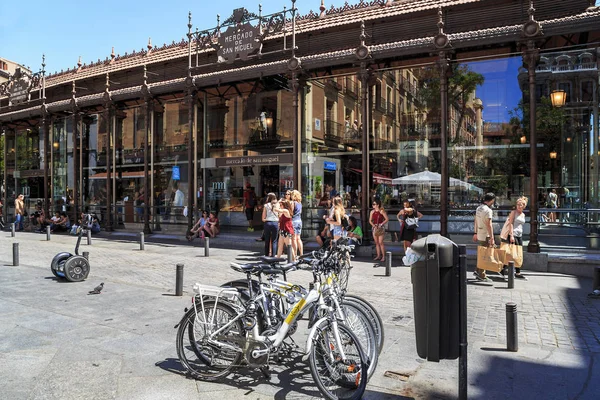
top-left (477, 245), bottom-right (503, 272)
top-left (494, 248), bottom-right (507, 266)
top-left (499, 242), bottom-right (523, 268)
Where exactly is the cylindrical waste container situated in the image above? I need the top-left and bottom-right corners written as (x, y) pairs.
top-left (411, 234), bottom-right (460, 362)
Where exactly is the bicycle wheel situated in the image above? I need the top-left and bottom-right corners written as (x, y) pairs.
top-left (344, 295), bottom-right (385, 353)
top-left (176, 300), bottom-right (244, 381)
top-left (309, 321), bottom-right (368, 400)
top-left (340, 301), bottom-right (379, 380)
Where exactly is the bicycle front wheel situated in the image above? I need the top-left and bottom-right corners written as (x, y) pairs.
top-left (344, 295), bottom-right (385, 353)
top-left (309, 321), bottom-right (368, 400)
top-left (176, 300), bottom-right (244, 381)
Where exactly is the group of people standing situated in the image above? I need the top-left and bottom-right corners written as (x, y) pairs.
top-left (262, 190), bottom-right (304, 260)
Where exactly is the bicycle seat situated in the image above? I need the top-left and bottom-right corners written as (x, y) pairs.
top-left (230, 262), bottom-right (261, 273)
top-left (260, 256), bottom-right (287, 264)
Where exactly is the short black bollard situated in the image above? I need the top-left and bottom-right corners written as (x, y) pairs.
top-left (176, 263), bottom-right (184, 296)
top-left (87, 229), bottom-right (92, 246)
top-left (11, 223), bottom-right (15, 237)
top-left (506, 302), bottom-right (518, 352)
top-left (139, 232), bottom-right (145, 251)
top-left (287, 245), bottom-right (293, 263)
top-left (204, 237), bottom-right (210, 257)
top-left (46, 225), bottom-right (51, 241)
top-left (83, 251), bottom-right (89, 261)
top-left (507, 261), bottom-right (515, 289)
top-left (13, 243), bottom-right (19, 266)
top-left (385, 251), bottom-right (392, 276)
top-left (593, 266), bottom-right (600, 291)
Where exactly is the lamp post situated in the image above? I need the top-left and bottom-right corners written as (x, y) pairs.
top-left (550, 90), bottom-right (567, 108)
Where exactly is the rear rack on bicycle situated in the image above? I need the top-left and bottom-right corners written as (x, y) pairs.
top-left (192, 283), bottom-right (240, 302)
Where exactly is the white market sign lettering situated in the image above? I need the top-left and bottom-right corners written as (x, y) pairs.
top-left (218, 23), bottom-right (260, 63)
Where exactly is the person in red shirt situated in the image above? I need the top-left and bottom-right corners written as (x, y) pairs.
top-left (243, 183), bottom-right (256, 232)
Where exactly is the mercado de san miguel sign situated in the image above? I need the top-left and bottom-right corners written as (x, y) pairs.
top-left (0, 67), bottom-right (41, 106)
top-left (217, 8), bottom-right (261, 63)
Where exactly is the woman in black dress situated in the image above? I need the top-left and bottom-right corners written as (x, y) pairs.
top-left (397, 199), bottom-right (423, 251)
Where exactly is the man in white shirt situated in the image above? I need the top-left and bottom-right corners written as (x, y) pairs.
top-left (173, 184), bottom-right (185, 222)
top-left (473, 193), bottom-right (496, 282)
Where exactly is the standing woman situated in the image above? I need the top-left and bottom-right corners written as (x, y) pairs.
top-left (369, 199), bottom-right (389, 262)
top-left (326, 196), bottom-right (346, 242)
top-left (500, 196), bottom-right (528, 279)
top-left (291, 190), bottom-right (304, 257)
top-left (397, 199), bottom-right (423, 252)
top-left (275, 199), bottom-right (295, 259)
top-left (261, 193), bottom-right (279, 256)
top-left (15, 194), bottom-right (25, 231)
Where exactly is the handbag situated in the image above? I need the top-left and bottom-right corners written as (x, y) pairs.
top-left (499, 242), bottom-right (523, 267)
top-left (476, 245), bottom-right (503, 272)
top-left (405, 216), bottom-right (418, 230)
top-left (373, 226), bottom-right (385, 237)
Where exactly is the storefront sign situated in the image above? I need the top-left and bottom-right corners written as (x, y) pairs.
top-left (1, 67), bottom-right (40, 105)
top-left (172, 166), bottom-right (181, 180)
top-left (324, 161), bottom-right (337, 171)
top-left (16, 169), bottom-right (45, 178)
top-left (215, 153), bottom-right (293, 167)
top-left (217, 8), bottom-right (260, 63)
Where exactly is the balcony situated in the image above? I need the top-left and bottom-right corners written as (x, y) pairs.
top-left (326, 77), bottom-right (342, 91)
top-left (386, 101), bottom-right (396, 118)
top-left (375, 96), bottom-right (387, 113)
top-left (324, 120), bottom-right (343, 145)
top-left (345, 77), bottom-right (358, 98)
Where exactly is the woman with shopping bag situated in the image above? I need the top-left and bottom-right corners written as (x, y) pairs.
top-left (499, 196), bottom-right (528, 280)
top-left (473, 193), bottom-right (501, 282)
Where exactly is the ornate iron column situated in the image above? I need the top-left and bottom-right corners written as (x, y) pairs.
top-left (103, 73), bottom-right (113, 231)
top-left (356, 21), bottom-right (371, 239)
top-left (1, 124), bottom-right (6, 223)
top-left (71, 81), bottom-right (80, 218)
top-left (186, 72), bottom-right (196, 232)
top-left (42, 106), bottom-right (50, 218)
top-left (142, 66), bottom-right (152, 234)
top-left (522, 1), bottom-right (543, 253)
top-left (434, 7), bottom-right (452, 237)
top-left (288, 0), bottom-right (301, 191)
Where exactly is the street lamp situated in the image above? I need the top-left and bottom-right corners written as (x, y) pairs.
top-left (549, 151), bottom-right (557, 159)
top-left (520, 135), bottom-right (527, 144)
top-left (550, 90), bottom-right (567, 108)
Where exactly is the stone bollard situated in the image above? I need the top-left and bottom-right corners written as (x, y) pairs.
top-left (46, 225), bottom-right (51, 241)
top-left (140, 232), bottom-right (145, 251)
top-left (13, 243), bottom-right (19, 266)
top-left (176, 264), bottom-right (184, 296)
top-left (83, 251), bottom-right (89, 261)
top-left (11, 223), bottom-right (15, 237)
top-left (506, 302), bottom-right (518, 352)
top-left (204, 237), bottom-right (210, 257)
top-left (385, 251), bottom-right (392, 276)
top-left (87, 229), bottom-right (92, 246)
top-left (507, 261), bottom-right (515, 289)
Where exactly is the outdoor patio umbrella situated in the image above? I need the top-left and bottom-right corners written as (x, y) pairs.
top-left (391, 169), bottom-right (483, 194)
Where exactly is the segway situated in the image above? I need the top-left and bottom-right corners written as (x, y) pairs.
top-left (51, 225), bottom-right (90, 282)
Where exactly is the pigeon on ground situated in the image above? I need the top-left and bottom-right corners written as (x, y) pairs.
top-left (88, 282), bottom-right (104, 295)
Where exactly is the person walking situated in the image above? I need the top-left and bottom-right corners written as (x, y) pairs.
top-left (261, 193), bottom-right (279, 257)
top-left (326, 196), bottom-right (346, 242)
top-left (369, 199), bottom-right (389, 262)
top-left (291, 190), bottom-right (304, 258)
top-left (500, 196), bottom-right (528, 280)
top-left (15, 194), bottom-right (25, 231)
top-left (396, 199), bottom-right (423, 252)
top-left (473, 192), bottom-right (496, 282)
top-left (275, 198), bottom-right (295, 259)
top-left (243, 183), bottom-right (256, 232)
top-left (547, 188), bottom-right (558, 222)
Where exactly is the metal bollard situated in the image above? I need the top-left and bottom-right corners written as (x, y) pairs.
top-left (593, 266), bottom-right (600, 291)
top-left (139, 232), bottom-right (145, 251)
top-left (287, 245), bottom-right (293, 263)
top-left (11, 223), bottom-right (15, 237)
top-left (506, 302), bottom-right (518, 352)
top-left (507, 261), bottom-right (515, 289)
top-left (46, 225), bottom-right (51, 241)
top-left (204, 237), bottom-right (210, 257)
top-left (175, 263), bottom-right (184, 296)
top-left (87, 229), bottom-right (92, 246)
top-left (385, 251), bottom-right (392, 276)
top-left (83, 251), bottom-right (89, 261)
top-left (13, 243), bottom-right (19, 266)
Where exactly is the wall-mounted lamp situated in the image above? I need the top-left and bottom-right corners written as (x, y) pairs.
top-left (550, 90), bottom-right (567, 108)
top-left (549, 151), bottom-right (557, 159)
top-left (266, 117), bottom-right (273, 128)
top-left (566, 136), bottom-right (572, 143)
top-left (520, 135), bottom-right (527, 144)
top-left (53, 142), bottom-right (59, 149)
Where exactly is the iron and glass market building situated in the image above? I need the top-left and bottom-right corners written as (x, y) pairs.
top-left (1, 0), bottom-right (600, 251)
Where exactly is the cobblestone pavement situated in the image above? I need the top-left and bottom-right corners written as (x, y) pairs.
top-left (1, 231), bottom-right (599, 399)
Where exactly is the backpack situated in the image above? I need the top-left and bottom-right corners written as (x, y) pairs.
top-left (341, 214), bottom-right (350, 230)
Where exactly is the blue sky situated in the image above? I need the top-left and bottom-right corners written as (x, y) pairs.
top-left (0, 0), bottom-right (348, 75)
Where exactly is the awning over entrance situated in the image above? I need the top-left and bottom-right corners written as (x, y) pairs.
top-left (349, 168), bottom-right (392, 184)
top-left (88, 171), bottom-right (145, 180)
